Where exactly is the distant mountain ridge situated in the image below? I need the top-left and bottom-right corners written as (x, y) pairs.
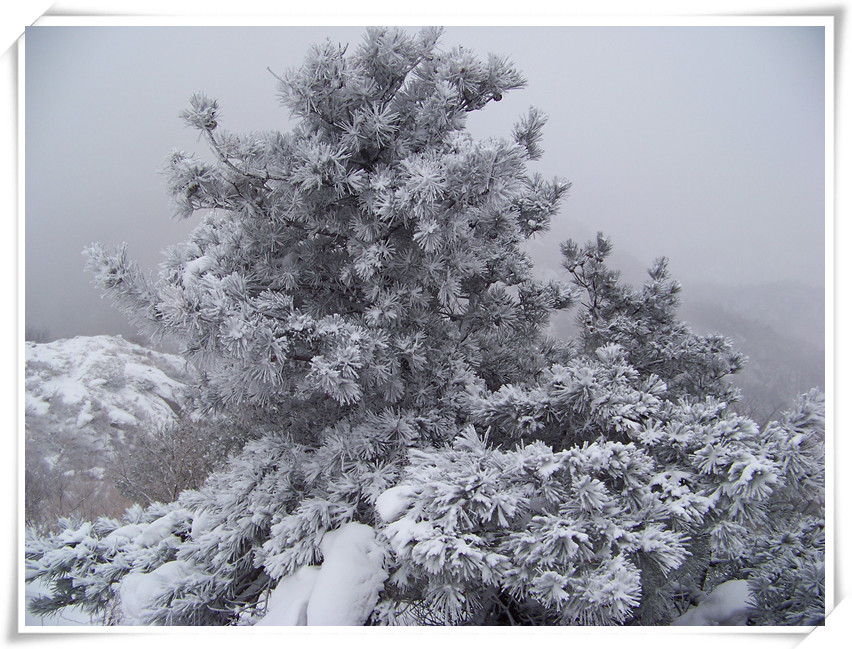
top-left (524, 229), bottom-right (824, 424)
top-left (679, 283), bottom-right (825, 423)
top-left (680, 280), bottom-right (825, 352)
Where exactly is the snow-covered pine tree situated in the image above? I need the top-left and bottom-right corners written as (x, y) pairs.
top-left (26, 27), bottom-right (824, 626)
top-left (463, 236), bottom-right (825, 624)
top-left (743, 389), bottom-right (825, 625)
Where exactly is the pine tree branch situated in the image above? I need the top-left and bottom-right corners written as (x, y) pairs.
top-left (203, 129), bottom-right (288, 184)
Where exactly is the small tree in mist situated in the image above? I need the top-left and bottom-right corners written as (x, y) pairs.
top-left (25, 325), bottom-right (51, 343)
top-left (26, 28), bottom-right (824, 626)
top-left (24, 431), bottom-right (135, 532)
top-left (108, 415), bottom-right (247, 506)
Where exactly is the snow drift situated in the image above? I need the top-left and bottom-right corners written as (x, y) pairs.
top-left (256, 522), bottom-right (387, 626)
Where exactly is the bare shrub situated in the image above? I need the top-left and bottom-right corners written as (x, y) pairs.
top-left (107, 415), bottom-right (246, 506)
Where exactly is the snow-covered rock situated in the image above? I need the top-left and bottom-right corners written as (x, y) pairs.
top-left (135, 509), bottom-right (191, 548)
top-left (375, 484), bottom-right (415, 522)
top-left (671, 580), bottom-right (753, 626)
top-left (254, 566), bottom-right (321, 626)
top-left (119, 560), bottom-right (204, 625)
top-left (256, 522), bottom-right (387, 626)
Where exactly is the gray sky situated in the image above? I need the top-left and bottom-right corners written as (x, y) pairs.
top-left (24, 25), bottom-right (826, 341)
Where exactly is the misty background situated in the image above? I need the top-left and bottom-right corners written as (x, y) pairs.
top-left (24, 25), bottom-right (826, 422)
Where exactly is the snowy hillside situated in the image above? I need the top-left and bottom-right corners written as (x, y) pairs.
top-left (26, 335), bottom-right (194, 434)
top-left (25, 335), bottom-right (197, 526)
top-left (679, 282), bottom-right (824, 424)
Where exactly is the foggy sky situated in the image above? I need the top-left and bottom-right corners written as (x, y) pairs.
top-left (24, 25), bottom-right (826, 341)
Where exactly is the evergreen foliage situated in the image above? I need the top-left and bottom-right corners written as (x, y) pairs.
top-left (26, 27), bottom-right (825, 626)
top-left (742, 389), bottom-right (825, 625)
